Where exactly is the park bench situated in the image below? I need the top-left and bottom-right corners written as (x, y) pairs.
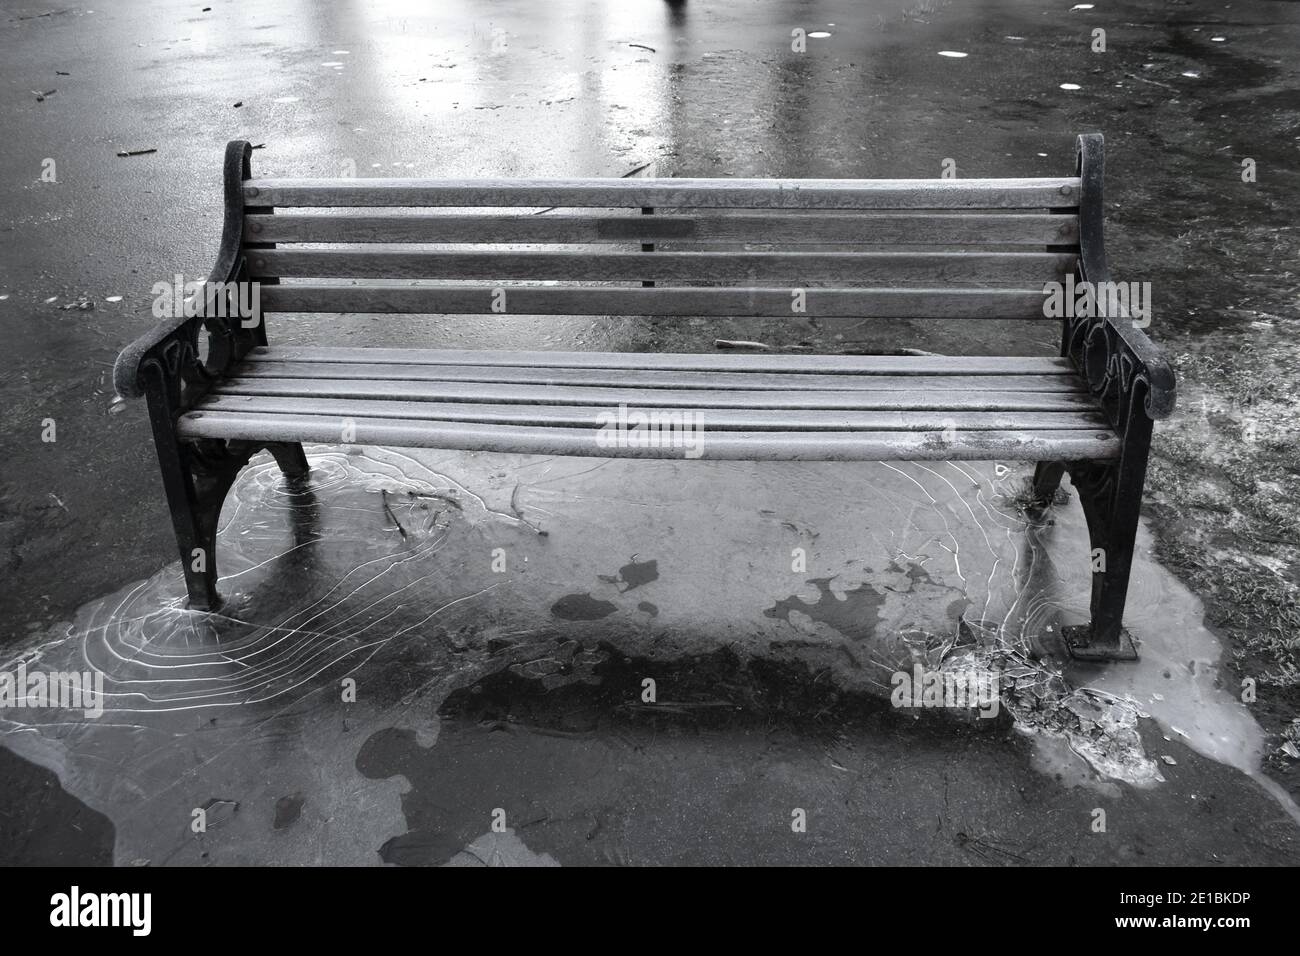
top-left (114, 133), bottom-right (1173, 661)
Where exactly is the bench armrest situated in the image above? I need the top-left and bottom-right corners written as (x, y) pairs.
top-left (1071, 267), bottom-right (1177, 421)
top-left (113, 141), bottom-right (261, 401)
top-left (1067, 133), bottom-right (1176, 422)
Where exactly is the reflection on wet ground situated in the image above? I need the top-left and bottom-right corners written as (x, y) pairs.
top-left (2, 447), bottom-right (1295, 864)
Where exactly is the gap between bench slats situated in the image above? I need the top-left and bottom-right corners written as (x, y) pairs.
top-left (242, 177), bottom-right (1080, 209)
top-left (257, 286), bottom-right (1051, 317)
top-left (176, 412), bottom-right (1118, 461)
top-left (244, 213), bottom-right (1080, 245)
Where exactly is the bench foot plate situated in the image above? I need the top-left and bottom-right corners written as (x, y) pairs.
top-left (1060, 623), bottom-right (1139, 662)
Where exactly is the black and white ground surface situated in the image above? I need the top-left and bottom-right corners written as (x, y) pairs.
top-left (1, 0), bottom-right (1297, 866)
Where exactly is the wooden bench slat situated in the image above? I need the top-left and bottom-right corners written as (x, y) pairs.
top-left (248, 250), bottom-right (1077, 283)
top-left (245, 346), bottom-right (1078, 375)
top-left (259, 285), bottom-right (1050, 317)
top-left (237, 360), bottom-right (1084, 393)
top-left (244, 212), bottom-right (1081, 246)
top-left (194, 393), bottom-right (1110, 432)
top-left (243, 177), bottom-right (1080, 210)
top-left (177, 411), bottom-right (1118, 461)
top-left (216, 377), bottom-right (1094, 411)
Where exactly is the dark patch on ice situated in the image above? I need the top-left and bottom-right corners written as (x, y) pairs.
top-left (550, 593), bottom-right (618, 620)
top-left (0, 747), bottom-right (115, 866)
top-left (273, 793), bottom-right (304, 830)
top-left (356, 644), bottom-right (898, 865)
top-left (597, 557), bottom-right (659, 592)
top-left (763, 577), bottom-right (887, 641)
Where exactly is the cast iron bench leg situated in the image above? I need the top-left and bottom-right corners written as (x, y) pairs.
top-left (1041, 411), bottom-right (1152, 661)
top-left (266, 442), bottom-right (310, 479)
top-left (149, 409), bottom-right (310, 611)
top-left (1031, 461), bottom-right (1066, 506)
top-left (1065, 458), bottom-right (1141, 659)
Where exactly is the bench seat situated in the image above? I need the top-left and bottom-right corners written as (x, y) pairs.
top-left (177, 346), bottom-right (1119, 461)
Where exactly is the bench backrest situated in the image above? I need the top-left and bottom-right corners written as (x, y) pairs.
top-left (236, 156), bottom-right (1081, 321)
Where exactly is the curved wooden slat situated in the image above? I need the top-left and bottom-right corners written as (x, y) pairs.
top-left (195, 393), bottom-right (1111, 432)
top-left (178, 410), bottom-right (1118, 461)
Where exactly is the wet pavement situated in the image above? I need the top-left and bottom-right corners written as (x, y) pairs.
top-left (2, 0), bottom-right (1299, 865)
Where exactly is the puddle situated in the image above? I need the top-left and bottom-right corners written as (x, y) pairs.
top-left (1, 445), bottom-right (1294, 862)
